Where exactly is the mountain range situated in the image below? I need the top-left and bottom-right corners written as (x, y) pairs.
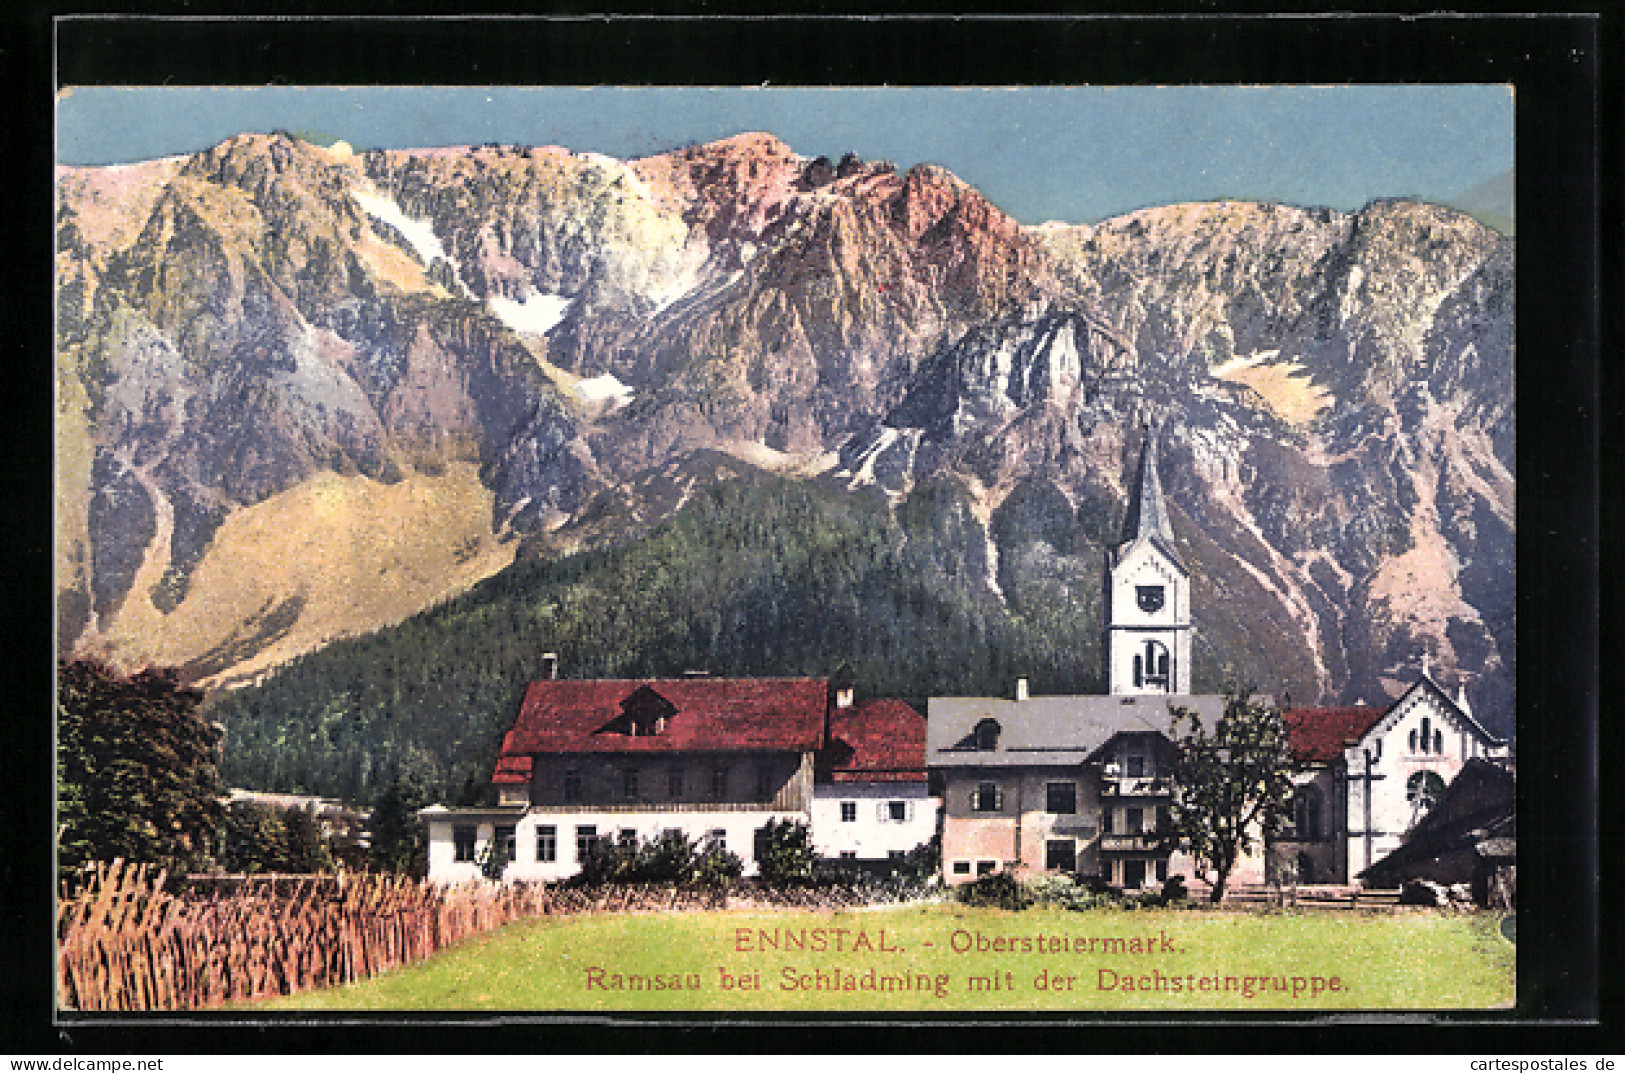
top-left (56, 130), bottom-right (1515, 787)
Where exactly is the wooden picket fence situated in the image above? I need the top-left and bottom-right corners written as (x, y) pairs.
top-left (57, 860), bottom-right (560, 1012)
top-left (57, 862), bottom-right (900, 1012)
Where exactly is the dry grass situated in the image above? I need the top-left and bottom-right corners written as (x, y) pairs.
top-left (87, 461), bottom-right (516, 686)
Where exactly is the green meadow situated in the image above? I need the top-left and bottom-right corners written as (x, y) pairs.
top-left (252, 904), bottom-right (1515, 1013)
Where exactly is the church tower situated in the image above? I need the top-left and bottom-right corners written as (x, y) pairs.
top-left (1106, 426), bottom-right (1192, 694)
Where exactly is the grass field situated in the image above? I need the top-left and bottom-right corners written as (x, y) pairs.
top-left (252, 904), bottom-right (1514, 1012)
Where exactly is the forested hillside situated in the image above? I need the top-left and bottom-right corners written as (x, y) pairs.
top-left (216, 476), bottom-right (1115, 800)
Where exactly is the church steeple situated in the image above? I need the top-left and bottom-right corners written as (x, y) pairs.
top-left (1105, 423), bottom-right (1192, 695)
top-left (1122, 425), bottom-right (1174, 546)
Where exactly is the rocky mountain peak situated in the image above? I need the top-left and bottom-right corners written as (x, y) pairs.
top-left (56, 132), bottom-right (1514, 732)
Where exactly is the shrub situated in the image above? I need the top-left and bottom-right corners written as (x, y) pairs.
top-left (635, 829), bottom-right (699, 884)
top-left (754, 819), bottom-right (818, 887)
top-left (956, 870), bottom-right (1032, 910)
top-left (1158, 874), bottom-right (1188, 905)
top-left (694, 841), bottom-right (743, 890)
top-left (576, 831), bottom-right (641, 886)
top-left (1023, 873), bottom-right (1099, 912)
top-left (896, 834), bottom-right (941, 883)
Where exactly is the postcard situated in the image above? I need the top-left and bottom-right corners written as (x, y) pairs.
top-left (52, 78), bottom-right (1529, 1021)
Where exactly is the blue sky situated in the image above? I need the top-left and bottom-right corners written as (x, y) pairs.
top-left (56, 85), bottom-right (1512, 225)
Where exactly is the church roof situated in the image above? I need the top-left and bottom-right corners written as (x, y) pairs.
top-left (1283, 706), bottom-right (1388, 764)
top-left (1122, 427), bottom-right (1173, 545)
top-left (1116, 426), bottom-right (1186, 572)
top-left (1391, 674), bottom-right (1506, 747)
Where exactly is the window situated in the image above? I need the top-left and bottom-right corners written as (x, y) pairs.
top-left (668, 768), bottom-right (685, 798)
top-left (841, 851), bottom-right (859, 861)
top-left (575, 825), bottom-right (598, 862)
top-left (1406, 771), bottom-right (1446, 815)
top-left (1294, 786), bottom-right (1324, 842)
top-left (1156, 805), bottom-right (1170, 833)
top-left (707, 828), bottom-right (727, 850)
top-left (887, 800), bottom-right (909, 822)
top-left (1102, 809), bottom-right (1114, 835)
top-left (1045, 839), bottom-right (1076, 872)
top-left (495, 824), bottom-right (517, 862)
top-left (976, 861), bottom-right (997, 876)
top-left (453, 825), bottom-right (477, 863)
top-left (1045, 782), bottom-right (1077, 814)
top-left (952, 861), bottom-right (971, 875)
top-left (974, 719), bottom-right (1001, 751)
top-left (840, 801), bottom-right (857, 823)
top-left (972, 782), bottom-right (1003, 813)
top-left (1135, 640), bottom-right (1170, 689)
top-left (711, 768), bottom-right (729, 801)
top-left (536, 825), bottom-right (557, 863)
top-left (1435, 728), bottom-right (1444, 754)
top-left (1125, 807), bottom-right (1144, 835)
top-left (563, 769), bottom-right (582, 802)
top-left (622, 768), bottom-right (640, 799)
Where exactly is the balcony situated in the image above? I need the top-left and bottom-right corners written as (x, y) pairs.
top-left (1098, 834), bottom-right (1159, 853)
top-left (1099, 776), bottom-right (1173, 798)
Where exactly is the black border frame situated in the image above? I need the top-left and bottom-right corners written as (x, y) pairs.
top-left (5, 7), bottom-right (1608, 1055)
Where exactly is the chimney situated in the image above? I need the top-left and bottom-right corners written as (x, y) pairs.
top-left (1015, 677), bottom-right (1029, 702)
top-left (541, 652), bottom-right (558, 680)
top-left (835, 686), bottom-right (855, 709)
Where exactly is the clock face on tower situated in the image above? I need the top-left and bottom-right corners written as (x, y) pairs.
top-left (1137, 585), bottom-right (1166, 613)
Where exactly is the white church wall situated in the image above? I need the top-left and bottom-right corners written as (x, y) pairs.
top-left (1344, 684), bottom-right (1486, 880)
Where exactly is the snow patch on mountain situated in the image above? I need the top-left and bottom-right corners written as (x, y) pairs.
top-left (352, 188), bottom-right (449, 267)
top-left (572, 373), bottom-right (636, 409)
top-left (489, 291), bottom-right (575, 335)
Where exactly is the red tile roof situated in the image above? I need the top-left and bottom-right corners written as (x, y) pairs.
top-left (496, 678), bottom-right (829, 767)
top-left (823, 699), bottom-right (928, 782)
top-left (1284, 706), bottom-right (1387, 764)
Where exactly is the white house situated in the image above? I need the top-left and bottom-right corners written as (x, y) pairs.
top-left (421, 672), bottom-right (939, 883)
top-left (810, 692), bottom-right (938, 866)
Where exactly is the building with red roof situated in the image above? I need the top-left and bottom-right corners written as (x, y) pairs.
top-left (422, 665), bottom-right (936, 883)
top-left (810, 693), bottom-right (939, 867)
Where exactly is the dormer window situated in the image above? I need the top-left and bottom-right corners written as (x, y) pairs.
top-left (974, 719), bottom-right (1001, 752)
top-left (613, 685), bottom-right (678, 737)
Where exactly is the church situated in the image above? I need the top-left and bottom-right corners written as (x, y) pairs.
top-left (928, 429), bottom-right (1251, 889)
top-left (928, 426), bottom-right (1510, 890)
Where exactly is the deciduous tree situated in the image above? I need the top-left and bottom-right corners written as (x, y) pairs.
top-left (1161, 689), bottom-right (1296, 903)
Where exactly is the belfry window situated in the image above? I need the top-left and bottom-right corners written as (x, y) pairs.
top-left (1134, 640), bottom-right (1171, 690)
